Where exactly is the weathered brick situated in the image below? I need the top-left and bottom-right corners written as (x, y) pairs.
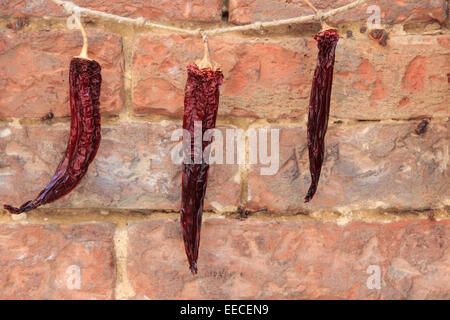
top-left (0, 0), bottom-right (63, 17)
top-left (0, 29), bottom-right (124, 118)
top-left (0, 0), bottom-right (222, 22)
top-left (229, 0), bottom-right (448, 25)
top-left (132, 34), bottom-right (450, 120)
top-left (247, 121), bottom-right (449, 211)
top-left (0, 223), bottom-right (115, 299)
top-left (0, 122), bottom-right (240, 211)
top-left (127, 218), bottom-right (450, 299)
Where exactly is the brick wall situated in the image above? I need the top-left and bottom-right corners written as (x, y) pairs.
top-left (0, 0), bottom-right (449, 300)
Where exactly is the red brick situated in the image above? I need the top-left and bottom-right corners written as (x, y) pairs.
top-left (0, 0), bottom-right (63, 17)
top-left (403, 56), bottom-right (426, 93)
top-left (127, 218), bottom-right (450, 299)
top-left (0, 122), bottom-right (240, 211)
top-left (247, 121), bottom-right (449, 211)
top-left (0, 223), bottom-right (115, 299)
top-left (0, 29), bottom-right (124, 118)
top-left (229, 0), bottom-right (448, 25)
top-left (0, 0), bottom-right (222, 22)
top-left (132, 34), bottom-right (450, 120)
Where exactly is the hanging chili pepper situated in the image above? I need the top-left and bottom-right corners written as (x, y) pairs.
top-left (4, 15), bottom-right (102, 214)
top-left (304, 29), bottom-right (339, 203)
top-left (181, 37), bottom-right (223, 274)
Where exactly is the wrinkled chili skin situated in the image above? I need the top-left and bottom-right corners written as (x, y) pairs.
top-left (4, 58), bottom-right (102, 214)
top-left (181, 64), bottom-right (223, 274)
top-left (304, 29), bottom-right (339, 203)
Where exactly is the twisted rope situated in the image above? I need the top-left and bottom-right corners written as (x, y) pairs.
top-left (51, 0), bottom-right (371, 36)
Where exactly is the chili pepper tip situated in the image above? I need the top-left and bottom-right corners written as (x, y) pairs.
top-left (190, 263), bottom-right (198, 275)
top-left (304, 186), bottom-right (316, 203)
top-left (3, 204), bottom-right (21, 214)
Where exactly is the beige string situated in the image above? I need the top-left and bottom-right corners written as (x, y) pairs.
top-left (51, 0), bottom-right (370, 37)
top-left (303, 0), bottom-right (320, 14)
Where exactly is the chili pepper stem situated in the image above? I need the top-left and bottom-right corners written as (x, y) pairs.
top-left (195, 34), bottom-right (220, 71)
top-left (303, 0), bottom-right (335, 32)
top-left (320, 20), bottom-right (334, 32)
top-left (73, 13), bottom-right (91, 60)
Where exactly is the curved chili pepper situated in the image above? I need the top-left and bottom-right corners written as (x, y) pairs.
top-left (4, 58), bottom-right (102, 214)
top-left (181, 64), bottom-right (223, 274)
top-left (304, 29), bottom-right (339, 203)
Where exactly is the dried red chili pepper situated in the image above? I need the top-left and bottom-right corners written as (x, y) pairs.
top-left (181, 62), bottom-right (223, 274)
top-left (4, 57), bottom-right (102, 214)
top-left (304, 29), bottom-right (339, 203)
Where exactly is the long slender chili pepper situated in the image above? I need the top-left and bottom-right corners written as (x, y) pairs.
top-left (304, 29), bottom-right (339, 203)
top-left (4, 58), bottom-right (102, 214)
top-left (181, 64), bottom-right (223, 274)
